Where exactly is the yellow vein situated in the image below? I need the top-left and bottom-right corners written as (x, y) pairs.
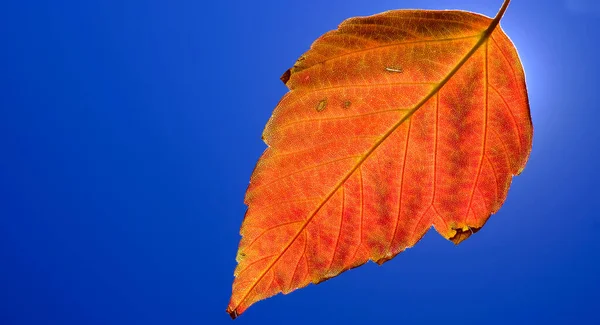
top-left (268, 135), bottom-right (378, 159)
top-left (484, 155), bottom-right (500, 207)
top-left (332, 32), bottom-right (380, 46)
top-left (294, 34), bottom-right (481, 76)
top-left (250, 197), bottom-right (321, 211)
top-left (491, 128), bottom-right (513, 172)
top-left (491, 36), bottom-right (519, 87)
top-left (304, 81), bottom-right (436, 92)
top-left (465, 40), bottom-right (489, 225)
top-left (235, 254), bottom-right (278, 278)
top-left (349, 167), bottom-right (364, 262)
top-left (344, 16), bottom-right (484, 32)
top-left (328, 187), bottom-right (345, 272)
top-left (389, 119), bottom-right (412, 253)
top-left (251, 155), bottom-right (361, 193)
top-left (278, 81), bottom-right (434, 112)
top-left (342, 22), bottom-right (421, 37)
top-left (245, 220), bottom-right (305, 252)
top-left (287, 230), bottom-right (306, 293)
top-left (278, 107), bottom-right (410, 131)
top-left (489, 83), bottom-right (523, 156)
top-left (411, 91), bottom-right (440, 239)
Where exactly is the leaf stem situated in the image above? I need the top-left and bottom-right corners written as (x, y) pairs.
top-left (486, 0), bottom-right (511, 36)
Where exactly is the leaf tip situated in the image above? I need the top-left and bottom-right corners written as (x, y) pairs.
top-left (226, 305), bottom-right (240, 320)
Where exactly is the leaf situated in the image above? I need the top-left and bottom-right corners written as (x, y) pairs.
top-left (227, 0), bottom-right (532, 318)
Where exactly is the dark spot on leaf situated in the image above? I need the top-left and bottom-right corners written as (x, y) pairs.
top-left (316, 99), bottom-right (327, 112)
top-left (280, 69), bottom-right (292, 84)
top-left (343, 100), bottom-right (352, 109)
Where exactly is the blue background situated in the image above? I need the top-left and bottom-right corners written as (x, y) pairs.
top-left (1, 0), bottom-right (598, 324)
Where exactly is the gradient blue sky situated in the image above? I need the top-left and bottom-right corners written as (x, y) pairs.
top-left (1, 0), bottom-right (599, 324)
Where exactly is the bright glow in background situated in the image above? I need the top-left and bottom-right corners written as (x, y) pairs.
top-left (1, 0), bottom-right (598, 324)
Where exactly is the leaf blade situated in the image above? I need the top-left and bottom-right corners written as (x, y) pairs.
top-left (228, 0), bottom-right (532, 318)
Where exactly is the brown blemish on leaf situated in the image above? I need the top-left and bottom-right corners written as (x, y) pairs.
top-left (316, 99), bottom-right (327, 112)
top-left (280, 69), bottom-right (292, 84)
top-left (343, 100), bottom-right (352, 109)
top-left (449, 226), bottom-right (480, 245)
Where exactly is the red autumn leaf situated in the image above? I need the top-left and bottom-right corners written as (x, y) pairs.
top-left (228, 0), bottom-right (532, 318)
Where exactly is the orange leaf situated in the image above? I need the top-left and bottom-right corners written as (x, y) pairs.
top-left (228, 0), bottom-right (532, 318)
